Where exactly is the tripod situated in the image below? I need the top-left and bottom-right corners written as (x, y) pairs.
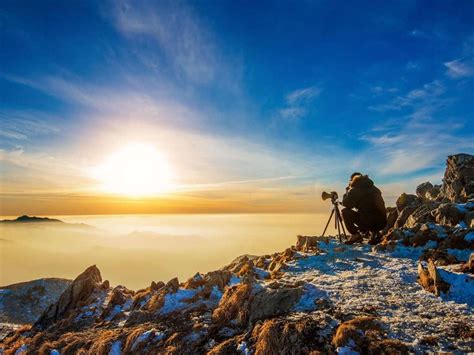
top-left (321, 198), bottom-right (347, 243)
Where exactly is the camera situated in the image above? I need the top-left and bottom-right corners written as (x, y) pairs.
top-left (321, 191), bottom-right (338, 202)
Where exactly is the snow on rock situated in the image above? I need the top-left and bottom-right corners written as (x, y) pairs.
top-left (159, 288), bottom-right (198, 315)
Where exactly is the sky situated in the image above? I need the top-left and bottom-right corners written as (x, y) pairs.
top-left (1, 0), bottom-right (474, 215)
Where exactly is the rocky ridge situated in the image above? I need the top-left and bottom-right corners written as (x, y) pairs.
top-left (1, 154), bottom-right (473, 354)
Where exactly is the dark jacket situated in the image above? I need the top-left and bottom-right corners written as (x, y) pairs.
top-left (342, 175), bottom-right (387, 231)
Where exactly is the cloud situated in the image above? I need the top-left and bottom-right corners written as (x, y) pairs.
top-left (286, 86), bottom-right (321, 105)
top-left (444, 58), bottom-right (474, 79)
top-left (368, 80), bottom-right (445, 112)
top-left (279, 85), bottom-right (321, 120)
top-left (358, 79), bottom-right (473, 176)
top-left (109, 0), bottom-right (219, 84)
top-left (0, 110), bottom-right (60, 142)
top-left (279, 107), bottom-right (307, 120)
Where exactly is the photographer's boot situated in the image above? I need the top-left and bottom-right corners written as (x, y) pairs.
top-left (345, 233), bottom-right (363, 244)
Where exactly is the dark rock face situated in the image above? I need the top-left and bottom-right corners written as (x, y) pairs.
top-left (0, 278), bottom-right (71, 325)
top-left (396, 193), bottom-right (420, 213)
top-left (404, 202), bottom-right (439, 228)
top-left (416, 182), bottom-right (441, 201)
top-left (432, 203), bottom-right (465, 227)
top-left (248, 287), bottom-right (303, 323)
top-left (440, 153), bottom-right (474, 203)
top-left (34, 265), bottom-right (107, 330)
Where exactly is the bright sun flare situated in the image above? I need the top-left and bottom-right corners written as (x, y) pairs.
top-left (93, 143), bottom-right (174, 196)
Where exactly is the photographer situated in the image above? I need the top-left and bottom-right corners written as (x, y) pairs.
top-left (341, 172), bottom-right (387, 244)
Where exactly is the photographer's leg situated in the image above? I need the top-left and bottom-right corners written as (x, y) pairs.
top-left (341, 208), bottom-right (359, 235)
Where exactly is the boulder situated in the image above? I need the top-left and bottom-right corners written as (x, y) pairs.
top-left (34, 265), bottom-right (107, 330)
top-left (382, 207), bottom-right (398, 234)
top-left (416, 182), bottom-right (441, 201)
top-left (432, 203), bottom-right (465, 227)
top-left (404, 202), bottom-right (439, 228)
top-left (440, 153), bottom-right (474, 203)
top-left (248, 287), bottom-right (303, 323)
top-left (394, 194), bottom-right (422, 228)
top-left (396, 193), bottom-right (420, 213)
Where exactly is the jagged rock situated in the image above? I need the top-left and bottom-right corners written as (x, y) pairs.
top-left (150, 281), bottom-right (165, 291)
top-left (416, 182), bottom-right (441, 201)
top-left (204, 270), bottom-right (232, 290)
top-left (33, 265), bottom-right (107, 330)
top-left (417, 260), bottom-right (450, 296)
top-left (267, 248), bottom-right (296, 273)
top-left (183, 273), bottom-right (206, 289)
top-left (248, 287), bottom-right (303, 323)
top-left (404, 202), bottom-right (440, 228)
top-left (440, 153), bottom-right (474, 203)
top-left (165, 277), bottom-right (180, 293)
top-left (296, 235), bottom-right (327, 251)
top-left (101, 285), bottom-right (134, 320)
top-left (432, 203), bottom-right (465, 227)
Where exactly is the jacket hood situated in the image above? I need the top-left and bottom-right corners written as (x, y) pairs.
top-left (350, 174), bottom-right (374, 188)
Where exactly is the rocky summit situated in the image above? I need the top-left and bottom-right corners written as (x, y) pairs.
top-left (1, 154), bottom-right (473, 354)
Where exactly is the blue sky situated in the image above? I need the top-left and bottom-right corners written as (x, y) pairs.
top-left (1, 0), bottom-right (474, 213)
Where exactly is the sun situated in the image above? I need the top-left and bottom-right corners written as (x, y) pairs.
top-left (93, 143), bottom-right (174, 196)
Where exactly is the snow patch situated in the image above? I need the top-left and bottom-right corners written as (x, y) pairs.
top-left (293, 284), bottom-right (327, 312)
top-left (160, 289), bottom-right (197, 315)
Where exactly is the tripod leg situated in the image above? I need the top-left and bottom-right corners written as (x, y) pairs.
top-left (322, 209), bottom-right (335, 237)
top-left (335, 206), bottom-right (347, 238)
top-left (335, 209), bottom-right (342, 243)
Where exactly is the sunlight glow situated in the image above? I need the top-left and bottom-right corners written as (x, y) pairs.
top-left (93, 143), bottom-right (174, 196)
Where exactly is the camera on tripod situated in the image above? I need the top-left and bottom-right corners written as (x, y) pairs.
top-left (321, 191), bottom-right (338, 203)
top-left (321, 190), bottom-right (346, 242)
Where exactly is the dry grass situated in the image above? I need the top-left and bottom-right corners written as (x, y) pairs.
top-left (207, 336), bottom-right (242, 355)
top-left (251, 317), bottom-right (326, 355)
top-left (332, 316), bottom-right (381, 348)
top-left (88, 329), bottom-right (122, 354)
top-left (145, 292), bottom-right (165, 312)
top-left (212, 284), bottom-right (252, 326)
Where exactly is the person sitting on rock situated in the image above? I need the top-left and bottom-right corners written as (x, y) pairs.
top-left (341, 172), bottom-right (387, 244)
